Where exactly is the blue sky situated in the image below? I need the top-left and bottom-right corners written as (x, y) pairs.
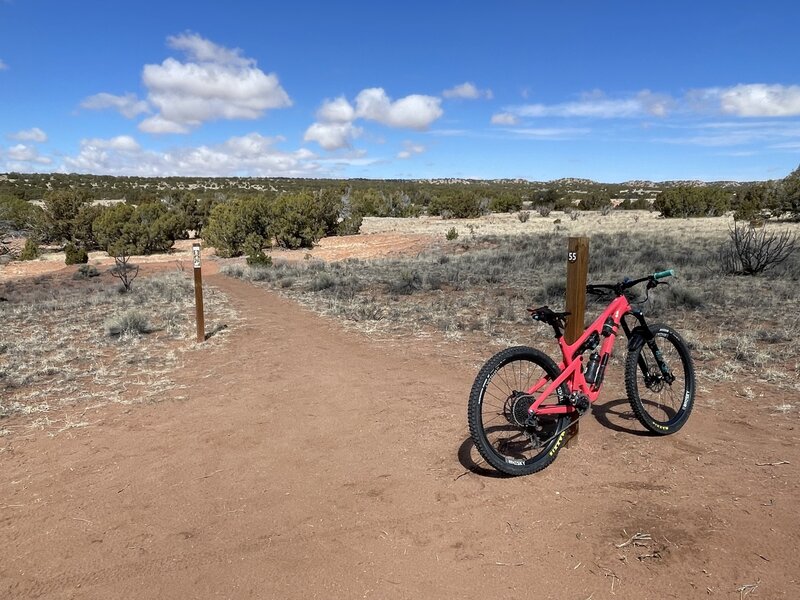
top-left (1, 0), bottom-right (799, 182)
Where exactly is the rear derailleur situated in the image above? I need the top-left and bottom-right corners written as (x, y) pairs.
top-left (567, 391), bottom-right (590, 415)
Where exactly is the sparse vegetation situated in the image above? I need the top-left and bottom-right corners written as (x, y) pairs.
top-left (720, 222), bottom-right (797, 275)
top-left (224, 225), bottom-right (800, 393)
top-left (0, 271), bottom-right (236, 422)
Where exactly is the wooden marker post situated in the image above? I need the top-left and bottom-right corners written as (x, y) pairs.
top-left (565, 236), bottom-right (589, 445)
top-left (192, 242), bottom-right (205, 343)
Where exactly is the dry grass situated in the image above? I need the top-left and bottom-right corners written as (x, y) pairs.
top-left (224, 213), bottom-right (800, 397)
top-left (0, 269), bottom-right (237, 433)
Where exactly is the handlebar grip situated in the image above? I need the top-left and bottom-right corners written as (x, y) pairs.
top-left (653, 269), bottom-right (674, 280)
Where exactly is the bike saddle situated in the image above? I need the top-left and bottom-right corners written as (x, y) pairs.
top-left (526, 305), bottom-right (571, 324)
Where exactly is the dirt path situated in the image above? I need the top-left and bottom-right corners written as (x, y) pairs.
top-left (2, 273), bottom-right (799, 599)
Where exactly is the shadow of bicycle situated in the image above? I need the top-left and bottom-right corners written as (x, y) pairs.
top-left (591, 397), bottom-right (652, 436)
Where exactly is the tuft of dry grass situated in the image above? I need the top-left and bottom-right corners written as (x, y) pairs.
top-left (0, 271), bottom-right (237, 431)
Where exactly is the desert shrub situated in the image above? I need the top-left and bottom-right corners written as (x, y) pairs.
top-left (654, 186), bottom-right (731, 218)
top-left (719, 222), bottom-right (797, 275)
top-left (109, 253), bottom-right (139, 292)
top-left (203, 195), bottom-right (272, 257)
top-left (779, 164), bottom-right (800, 218)
top-left (271, 191), bottom-right (326, 249)
top-left (104, 310), bottom-right (150, 337)
top-left (38, 188), bottom-right (90, 244)
top-left (18, 237), bottom-right (40, 261)
top-left (243, 233), bottom-right (272, 266)
top-left (600, 204), bottom-right (613, 216)
top-left (429, 190), bottom-right (485, 218)
top-left (0, 194), bottom-right (41, 236)
top-left (536, 205), bottom-right (553, 217)
top-left (580, 191), bottom-right (612, 211)
top-left (93, 202), bottom-right (183, 256)
top-left (517, 210), bottom-right (530, 223)
top-left (566, 208), bottom-right (579, 221)
top-left (73, 264), bottom-right (100, 279)
top-left (64, 242), bottom-right (89, 265)
top-left (446, 227), bottom-right (459, 241)
top-left (388, 269), bottom-right (422, 295)
top-left (489, 192), bottom-right (523, 213)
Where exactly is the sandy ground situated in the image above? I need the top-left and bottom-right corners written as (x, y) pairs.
top-left (2, 215), bottom-right (800, 598)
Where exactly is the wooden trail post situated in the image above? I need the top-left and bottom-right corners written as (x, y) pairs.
top-left (565, 236), bottom-right (589, 445)
top-left (192, 242), bottom-right (205, 343)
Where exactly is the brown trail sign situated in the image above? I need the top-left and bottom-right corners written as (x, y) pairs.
top-left (564, 236), bottom-right (589, 445)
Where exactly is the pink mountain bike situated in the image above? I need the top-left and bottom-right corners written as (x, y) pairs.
top-left (468, 270), bottom-right (695, 476)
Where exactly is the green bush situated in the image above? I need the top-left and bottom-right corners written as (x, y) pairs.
top-left (429, 191), bottom-right (486, 219)
top-left (445, 227), bottom-right (458, 241)
top-left (244, 233), bottom-right (272, 266)
top-left (488, 192), bottom-right (523, 213)
top-left (18, 237), bottom-right (40, 261)
top-left (654, 186), bottom-right (731, 218)
top-left (93, 202), bottom-right (183, 256)
top-left (73, 264), bottom-right (100, 279)
top-left (203, 195), bottom-right (272, 257)
top-left (271, 192), bottom-right (325, 249)
top-left (64, 242), bottom-right (89, 264)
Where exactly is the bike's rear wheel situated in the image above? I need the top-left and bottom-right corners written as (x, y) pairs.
top-left (468, 346), bottom-right (570, 476)
top-left (625, 324), bottom-right (695, 434)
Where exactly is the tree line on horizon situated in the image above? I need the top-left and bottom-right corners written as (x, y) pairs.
top-left (1, 165), bottom-right (798, 265)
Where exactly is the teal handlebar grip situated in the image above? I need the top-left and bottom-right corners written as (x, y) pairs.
top-left (653, 269), bottom-right (674, 279)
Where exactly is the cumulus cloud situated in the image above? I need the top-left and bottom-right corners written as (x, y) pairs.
top-left (304, 122), bottom-right (362, 151)
top-left (137, 33), bottom-right (291, 134)
top-left (443, 82), bottom-right (493, 100)
top-left (80, 92), bottom-right (150, 118)
top-left (316, 97), bottom-right (356, 123)
top-left (355, 88), bottom-right (442, 129)
top-left (715, 84), bottom-right (800, 117)
top-left (9, 127), bottom-right (48, 143)
top-left (6, 143), bottom-right (52, 164)
top-left (397, 142), bottom-right (425, 159)
top-left (490, 112), bottom-right (519, 126)
top-left (305, 88), bottom-right (443, 151)
top-left (60, 133), bottom-right (320, 177)
top-left (511, 90), bottom-right (674, 119)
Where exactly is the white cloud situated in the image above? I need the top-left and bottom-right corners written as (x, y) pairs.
top-left (716, 84), bottom-right (800, 117)
top-left (138, 114), bottom-right (191, 134)
top-left (304, 121), bottom-right (361, 151)
top-left (80, 92), bottom-right (149, 118)
top-left (511, 90), bottom-right (674, 119)
top-left (490, 112), bottom-right (519, 126)
top-left (0, 59), bottom-right (7, 71)
top-left (443, 82), bottom-right (493, 100)
top-left (6, 143), bottom-right (52, 164)
top-left (355, 88), bottom-right (443, 129)
top-left (316, 97), bottom-right (356, 123)
top-left (9, 127), bottom-right (48, 143)
top-left (502, 127), bottom-right (591, 139)
top-left (305, 88), bottom-right (443, 151)
top-left (60, 133), bottom-right (321, 177)
top-left (397, 142), bottom-right (425, 159)
top-left (137, 33), bottom-right (291, 133)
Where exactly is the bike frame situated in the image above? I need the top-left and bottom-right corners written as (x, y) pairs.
top-left (526, 294), bottom-right (633, 416)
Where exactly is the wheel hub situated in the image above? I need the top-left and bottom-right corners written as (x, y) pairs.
top-left (504, 391), bottom-right (535, 427)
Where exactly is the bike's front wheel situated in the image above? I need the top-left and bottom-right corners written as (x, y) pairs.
top-left (625, 324), bottom-right (695, 435)
top-left (468, 346), bottom-right (570, 476)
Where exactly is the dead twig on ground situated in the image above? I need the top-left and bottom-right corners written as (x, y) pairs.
top-left (615, 532), bottom-right (652, 548)
top-left (755, 460), bottom-right (789, 466)
top-left (737, 581), bottom-right (759, 599)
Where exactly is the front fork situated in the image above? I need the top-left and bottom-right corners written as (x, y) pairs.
top-left (621, 311), bottom-right (675, 385)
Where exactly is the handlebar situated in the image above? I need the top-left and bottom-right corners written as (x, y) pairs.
top-left (586, 269), bottom-right (675, 297)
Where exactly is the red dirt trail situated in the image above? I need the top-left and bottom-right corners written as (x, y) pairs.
top-left (2, 272), bottom-right (799, 599)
